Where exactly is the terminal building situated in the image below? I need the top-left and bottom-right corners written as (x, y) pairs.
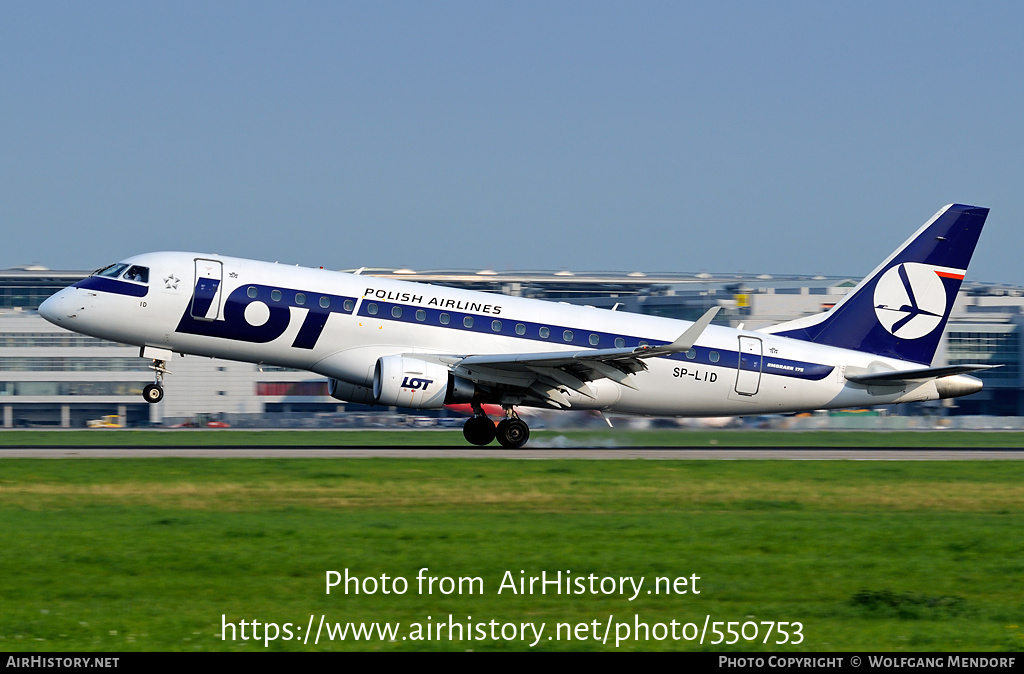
top-left (1, 265), bottom-right (1022, 427)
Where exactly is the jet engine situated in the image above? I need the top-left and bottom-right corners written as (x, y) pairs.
top-left (373, 355), bottom-right (475, 408)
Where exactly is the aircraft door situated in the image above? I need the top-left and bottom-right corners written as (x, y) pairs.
top-left (735, 336), bottom-right (763, 396)
top-left (190, 259), bottom-right (224, 321)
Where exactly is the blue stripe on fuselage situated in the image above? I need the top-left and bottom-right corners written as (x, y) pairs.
top-left (73, 277), bottom-right (149, 298)
top-left (357, 298), bottom-right (834, 381)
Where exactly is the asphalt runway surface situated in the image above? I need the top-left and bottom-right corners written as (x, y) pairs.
top-left (2, 446), bottom-right (1024, 459)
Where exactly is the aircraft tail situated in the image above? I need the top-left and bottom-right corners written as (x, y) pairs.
top-left (764, 204), bottom-right (989, 365)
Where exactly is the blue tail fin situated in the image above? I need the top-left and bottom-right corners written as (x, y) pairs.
top-left (768, 204), bottom-right (988, 365)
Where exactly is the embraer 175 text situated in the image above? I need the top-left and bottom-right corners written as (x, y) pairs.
top-left (40, 204), bottom-right (994, 447)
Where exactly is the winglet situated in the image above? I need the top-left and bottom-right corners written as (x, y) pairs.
top-left (635, 306), bottom-right (720, 357)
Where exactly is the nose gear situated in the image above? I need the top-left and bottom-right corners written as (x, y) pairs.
top-left (143, 359), bottom-right (170, 403)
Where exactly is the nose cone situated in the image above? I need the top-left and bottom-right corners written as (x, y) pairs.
top-left (39, 291), bottom-right (68, 326)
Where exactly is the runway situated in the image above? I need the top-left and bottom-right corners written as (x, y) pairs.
top-left (2, 446), bottom-right (1024, 459)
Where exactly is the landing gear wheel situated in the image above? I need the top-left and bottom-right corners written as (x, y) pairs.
top-left (142, 383), bottom-right (164, 404)
top-left (496, 418), bottom-right (530, 449)
top-left (145, 358), bottom-right (170, 404)
top-left (463, 416), bottom-right (496, 446)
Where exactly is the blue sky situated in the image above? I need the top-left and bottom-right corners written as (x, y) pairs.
top-left (2, 2), bottom-right (1022, 284)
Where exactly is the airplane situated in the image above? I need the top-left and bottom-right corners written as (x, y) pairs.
top-left (38, 204), bottom-right (994, 448)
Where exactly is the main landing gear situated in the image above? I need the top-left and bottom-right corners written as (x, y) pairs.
top-left (462, 404), bottom-right (530, 449)
top-left (142, 359), bottom-right (169, 404)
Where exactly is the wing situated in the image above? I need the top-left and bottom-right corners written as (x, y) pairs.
top-left (416, 307), bottom-right (720, 408)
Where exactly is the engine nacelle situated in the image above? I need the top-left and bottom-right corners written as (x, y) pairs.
top-left (373, 356), bottom-right (474, 408)
top-left (327, 378), bottom-right (376, 405)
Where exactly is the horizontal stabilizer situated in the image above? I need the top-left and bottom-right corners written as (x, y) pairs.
top-left (845, 364), bottom-right (998, 385)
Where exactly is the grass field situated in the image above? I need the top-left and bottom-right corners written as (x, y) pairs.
top-left (1, 454), bottom-right (1023, 651)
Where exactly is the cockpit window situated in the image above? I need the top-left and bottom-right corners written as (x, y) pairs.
top-left (95, 263), bottom-right (129, 278)
top-left (123, 265), bottom-right (149, 283)
top-left (91, 263), bottom-right (149, 283)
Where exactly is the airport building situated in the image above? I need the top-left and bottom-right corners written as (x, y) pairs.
top-left (2, 265), bottom-right (1022, 427)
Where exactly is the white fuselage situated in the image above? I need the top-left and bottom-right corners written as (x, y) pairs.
top-left (39, 251), bottom-right (968, 416)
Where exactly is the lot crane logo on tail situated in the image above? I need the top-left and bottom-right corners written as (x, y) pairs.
top-left (872, 262), bottom-right (959, 340)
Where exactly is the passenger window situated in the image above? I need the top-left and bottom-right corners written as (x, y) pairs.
top-left (440, 313), bottom-right (450, 325)
top-left (539, 327), bottom-right (550, 339)
top-left (320, 296), bottom-right (330, 308)
top-left (686, 349), bottom-right (696, 360)
top-left (295, 293), bottom-right (306, 305)
top-left (416, 309), bottom-right (426, 321)
top-left (123, 266), bottom-right (149, 283)
top-left (589, 334), bottom-right (600, 346)
top-left (343, 299), bottom-right (354, 312)
top-left (392, 306), bottom-right (402, 318)
top-left (563, 330), bottom-right (574, 342)
top-left (614, 337), bottom-right (625, 348)
top-left (367, 303), bottom-right (378, 315)
top-left (271, 289), bottom-right (282, 302)
top-left (515, 323), bottom-right (526, 335)
top-left (492, 320), bottom-right (501, 332)
top-left (464, 316), bottom-right (474, 328)
top-left (247, 287), bottom-right (258, 298)
top-left (710, 351), bottom-right (720, 363)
